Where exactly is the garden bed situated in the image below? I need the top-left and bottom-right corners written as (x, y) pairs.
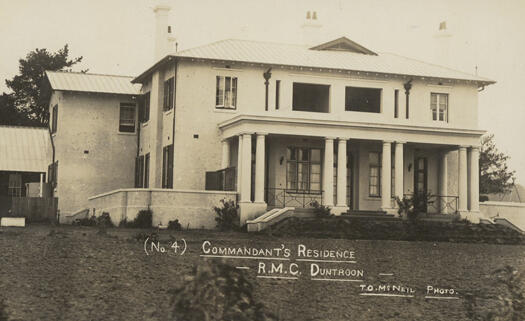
top-left (270, 217), bottom-right (525, 244)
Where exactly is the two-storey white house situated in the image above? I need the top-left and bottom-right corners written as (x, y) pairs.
top-left (50, 6), bottom-right (495, 228)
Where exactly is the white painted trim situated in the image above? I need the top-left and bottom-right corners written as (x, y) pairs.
top-left (218, 114), bottom-right (486, 137)
top-left (88, 188), bottom-right (237, 201)
top-left (481, 201), bottom-right (525, 208)
top-left (289, 72), bottom-right (388, 83)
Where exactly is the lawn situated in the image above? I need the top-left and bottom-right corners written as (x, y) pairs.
top-left (0, 224), bottom-right (524, 321)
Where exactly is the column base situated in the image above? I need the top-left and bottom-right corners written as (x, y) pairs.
top-left (332, 205), bottom-right (349, 216)
top-left (239, 201), bottom-right (267, 226)
top-left (459, 210), bottom-right (481, 224)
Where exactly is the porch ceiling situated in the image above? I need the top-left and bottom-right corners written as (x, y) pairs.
top-left (218, 114), bottom-right (484, 147)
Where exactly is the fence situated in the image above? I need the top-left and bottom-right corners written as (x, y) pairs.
top-left (9, 197), bottom-right (58, 222)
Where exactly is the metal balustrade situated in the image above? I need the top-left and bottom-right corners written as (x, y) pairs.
top-left (266, 188), bottom-right (324, 208)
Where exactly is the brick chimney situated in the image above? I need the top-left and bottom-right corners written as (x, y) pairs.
top-left (301, 10), bottom-right (323, 46)
top-left (433, 21), bottom-right (453, 69)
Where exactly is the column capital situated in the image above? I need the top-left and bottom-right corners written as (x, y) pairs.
top-left (382, 140), bottom-right (393, 145)
top-left (458, 145), bottom-right (469, 150)
top-left (324, 136), bottom-right (336, 141)
top-left (395, 141), bottom-right (406, 145)
top-left (256, 132), bottom-right (269, 136)
top-left (221, 138), bottom-right (230, 143)
top-left (470, 145), bottom-right (481, 151)
top-left (240, 132), bottom-right (253, 137)
top-left (337, 137), bottom-right (349, 142)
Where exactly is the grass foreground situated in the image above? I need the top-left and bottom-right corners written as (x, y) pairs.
top-left (0, 224), bottom-right (524, 321)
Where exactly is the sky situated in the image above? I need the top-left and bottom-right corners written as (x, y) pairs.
top-left (1, 0), bottom-right (524, 183)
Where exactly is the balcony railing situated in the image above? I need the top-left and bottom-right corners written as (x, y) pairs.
top-left (403, 193), bottom-right (458, 214)
top-left (266, 188), bottom-right (324, 209)
top-left (205, 167), bottom-right (236, 191)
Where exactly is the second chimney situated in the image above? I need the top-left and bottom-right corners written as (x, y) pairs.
top-left (154, 4), bottom-right (171, 61)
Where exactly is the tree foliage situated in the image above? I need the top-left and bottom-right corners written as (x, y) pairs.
top-left (480, 134), bottom-right (516, 195)
top-left (0, 44), bottom-right (83, 127)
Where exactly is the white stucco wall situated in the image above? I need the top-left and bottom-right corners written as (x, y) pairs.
top-left (50, 91), bottom-right (138, 219)
top-left (480, 201), bottom-right (525, 231)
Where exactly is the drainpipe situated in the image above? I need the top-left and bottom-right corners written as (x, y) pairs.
top-left (47, 125), bottom-right (55, 195)
top-left (403, 79), bottom-right (413, 119)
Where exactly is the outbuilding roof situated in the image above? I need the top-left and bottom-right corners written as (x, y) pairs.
top-left (0, 126), bottom-right (51, 173)
top-left (133, 37), bottom-right (495, 86)
top-left (45, 71), bottom-right (141, 95)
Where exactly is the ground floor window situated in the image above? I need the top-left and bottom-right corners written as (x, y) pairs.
top-left (369, 152), bottom-right (381, 197)
top-left (286, 147), bottom-right (321, 192)
top-left (162, 144), bottom-right (174, 188)
top-left (8, 173), bottom-right (22, 197)
top-left (135, 154), bottom-right (150, 188)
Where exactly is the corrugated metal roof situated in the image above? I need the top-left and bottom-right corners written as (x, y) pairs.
top-left (46, 71), bottom-right (141, 95)
top-left (0, 126), bottom-right (51, 173)
top-left (173, 39), bottom-right (494, 84)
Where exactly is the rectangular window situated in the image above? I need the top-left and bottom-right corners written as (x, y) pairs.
top-left (162, 144), bottom-right (174, 188)
top-left (135, 155), bottom-right (145, 188)
top-left (394, 89), bottom-right (399, 118)
top-left (275, 80), bottom-right (280, 110)
top-left (431, 93), bottom-right (448, 122)
top-left (215, 76), bottom-right (237, 109)
top-left (8, 173), bottom-right (23, 197)
top-left (51, 104), bottom-right (58, 134)
top-left (286, 147), bottom-right (321, 192)
top-left (292, 83), bottom-right (330, 113)
top-left (369, 152), bottom-right (381, 197)
top-left (144, 153), bottom-right (150, 188)
top-left (140, 92), bottom-right (150, 123)
top-left (346, 87), bottom-right (382, 113)
top-left (163, 77), bottom-right (174, 111)
top-left (119, 103), bottom-right (136, 133)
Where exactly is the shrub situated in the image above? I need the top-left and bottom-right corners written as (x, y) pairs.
top-left (169, 262), bottom-right (277, 321)
top-left (119, 209), bottom-right (153, 228)
top-left (0, 299), bottom-right (8, 321)
top-left (310, 200), bottom-right (332, 218)
top-left (73, 215), bottom-right (97, 227)
top-left (167, 219), bottom-right (182, 231)
top-left (464, 265), bottom-right (525, 320)
top-left (395, 192), bottom-right (431, 224)
top-left (96, 212), bottom-right (114, 228)
top-left (214, 199), bottom-right (240, 231)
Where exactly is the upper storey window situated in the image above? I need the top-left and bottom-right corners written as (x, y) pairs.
top-left (216, 76), bottom-right (237, 109)
top-left (163, 77), bottom-right (174, 111)
top-left (292, 83), bottom-right (330, 113)
top-left (431, 93), bottom-right (448, 122)
top-left (345, 87), bottom-right (381, 113)
top-left (119, 103), bottom-right (136, 133)
top-left (51, 104), bottom-right (58, 134)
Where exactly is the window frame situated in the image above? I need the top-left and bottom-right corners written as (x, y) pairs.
top-left (430, 92), bottom-right (449, 122)
top-left (162, 144), bottom-right (174, 188)
top-left (119, 102), bottom-right (136, 133)
top-left (215, 75), bottom-right (238, 110)
top-left (285, 147), bottom-right (322, 194)
top-left (345, 86), bottom-right (382, 113)
top-left (163, 77), bottom-right (174, 111)
top-left (140, 92), bottom-right (151, 123)
top-left (369, 152), bottom-right (381, 197)
top-left (144, 153), bottom-right (150, 188)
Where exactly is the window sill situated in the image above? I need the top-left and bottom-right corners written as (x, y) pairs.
top-left (164, 109), bottom-right (173, 116)
top-left (118, 131), bottom-right (137, 136)
top-left (214, 108), bottom-right (237, 113)
top-left (141, 121), bottom-right (149, 127)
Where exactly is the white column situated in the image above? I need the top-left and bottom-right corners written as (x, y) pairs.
top-left (254, 133), bottom-right (267, 203)
top-left (39, 173), bottom-right (44, 197)
top-left (236, 135), bottom-right (243, 193)
top-left (458, 146), bottom-right (468, 213)
top-left (394, 142), bottom-right (404, 200)
top-left (469, 146), bottom-right (480, 212)
top-left (221, 139), bottom-right (230, 169)
top-left (323, 138), bottom-right (335, 207)
top-left (439, 151), bottom-right (448, 214)
top-left (240, 133), bottom-right (252, 203)
top-left (381, 141), bottom-right (392, 211)
top-left (336, 138), bottom-right (348, 207)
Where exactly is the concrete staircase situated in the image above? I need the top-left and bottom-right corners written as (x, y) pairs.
top-left (246, 207), bottom-right (318, 232)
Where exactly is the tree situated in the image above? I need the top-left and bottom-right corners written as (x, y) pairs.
top-left (1, 44), bottom-right (83, 127)
top-left (479, 134), bottom-right (516, 195)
